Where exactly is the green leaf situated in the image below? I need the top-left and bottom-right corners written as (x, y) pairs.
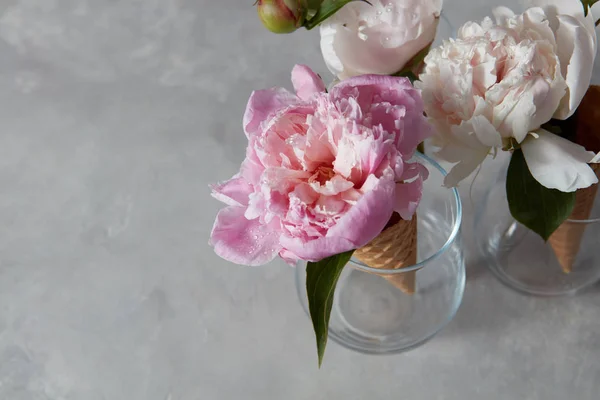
top-left (506, 149), bottom-right (576, 241)
top-left (304, 0), bottom-right (371, 30)
top-left (581, 0), bottom-right (598, 16)
top-left (306, 250), bottom-right (354, 367)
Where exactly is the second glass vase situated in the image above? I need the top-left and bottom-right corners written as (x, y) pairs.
top-left (476, 158), bottom-right (600, 296)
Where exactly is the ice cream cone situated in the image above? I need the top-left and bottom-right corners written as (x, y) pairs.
top-left (548, 86), bottom-right (600, 273)
top-left (575, 86), bottom-right (600, 153)
top-left (354, 213), bottom-right (418, 294)
top-left (549, 165), bottom-right (600, 273)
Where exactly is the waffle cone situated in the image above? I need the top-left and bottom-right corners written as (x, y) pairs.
top-left (548, 86), bottom-right (600, 273)
top-left (354, 214), bottom-right (418, 294)
top-left (549, 165), bottom-right (600, 273)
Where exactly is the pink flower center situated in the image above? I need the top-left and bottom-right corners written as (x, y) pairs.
top-left (308, 166), bottom-right (336, 185)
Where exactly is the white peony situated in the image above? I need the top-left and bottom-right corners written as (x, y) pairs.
top-left (320, 0), bottom-right (443, 80)
top-left (417, 0), bottom-right (598, 192)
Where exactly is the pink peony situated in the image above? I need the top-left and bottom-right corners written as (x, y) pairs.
top-left (210, 65), bottom-right (431, 266)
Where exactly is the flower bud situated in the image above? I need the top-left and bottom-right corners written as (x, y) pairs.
top-left (256, 0), bottom-right (306, 34)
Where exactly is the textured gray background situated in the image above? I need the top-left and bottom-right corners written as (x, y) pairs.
top-left (0, 1), bottom-right (599, 399)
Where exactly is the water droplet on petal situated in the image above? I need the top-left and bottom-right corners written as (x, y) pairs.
top-left (376, 10), bottom-right (382, 16)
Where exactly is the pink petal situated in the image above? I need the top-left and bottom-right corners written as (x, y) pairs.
top-left (245, 192), bottom-right (265, 220)
top-left (309, 175), bottom-right (354, 196)
top-left (401, 161), bottom-right (429, 182)
top-left (262, 167), bottom-right (311, 193)
top-left (282, 168), bottom-right (396, 261)
top-left (243, 88), bottom-right (298, 138)
top-left (210, 175), bottom-right (253, 207)
top-left (240, 155), bottom-right (264, 186)
top-left (331, 74), bottom-right (416, 105)
top-left (279, 249), bottom-right (300, 266)
top-left (315, 194), bottom-right (348, 215)
top-left (394, 178), bottom-right (423, 220)
top-left (355, 135), bottom-right (396, 177)
top-left (209, 206), bottom-right (282, 266)
top-left (279, 234), bottom-right (357, 262)
top-left (331, 74), bottom-right (432, 156)
top-left (291, 64), bottom-right (327, 100)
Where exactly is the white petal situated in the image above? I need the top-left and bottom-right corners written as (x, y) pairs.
top-left (591, 152), bottom-right (600, 163)
top-left (521, 7), bottom-right (557, 47)
top-left (494, 88), bottom-right (536, 143)
top-left (553, 15), bottom-right (597, 119)
top-left (319, 24), bottom-right (345, 78)
top-left (493, 6), bottom-right (516, 25)
top-left (521, 129), bottom-right (598, 192)
top-left (442, 148), bottom-right (490, 187)
top-left (592, 2), bottom-right (600, 19)
top-left (471, 115), bottom-right (503, 147)
top-left (436, 139), bottom-right (490, 187)
top-left (523, 0), bottom-right (586, 18)
top-left (318, 0), bottom-right (443, 79)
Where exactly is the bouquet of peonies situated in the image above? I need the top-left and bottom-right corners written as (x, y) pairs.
top-left (417, 0), bottom-right (600, 272)
top-left (210, 0), bottom-right (600, 365)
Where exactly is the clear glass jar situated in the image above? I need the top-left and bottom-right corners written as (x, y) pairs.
top-left (475, 158), bottom-right (600, 296)
top-left (295, 153), bottom-right (464, 355)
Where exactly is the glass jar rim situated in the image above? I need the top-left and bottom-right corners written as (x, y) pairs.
top-left (565, 217), bottom-right (600, 224)
top-left (349, 152), bottom-right (462, 275)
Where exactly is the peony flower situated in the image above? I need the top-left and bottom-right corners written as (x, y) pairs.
top-left (210, 65), bottom-right (431, 266)
top-left (417, 0), bottom-right (598, 191)
top-left (320, 0), bottom-right (443, 80)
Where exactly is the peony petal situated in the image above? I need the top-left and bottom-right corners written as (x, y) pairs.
top-left (521, 129), bottom-right (598, 192)
top-left (245, 192), bottom-right (265, 220)
top-left (279, 249), bottom-right (300, 266)
top-left (291, 64), bottom-right (326, 101)
top-left (210, 175), bottom-right (253, 207)
top-left (280, 168), bottom-right (396, 261)
top-left (492, 6), bottom-right (516, 25)
top-left (471, 115), bottom-right (503, 147)
top-left (439, 143), bottom-right (489, 187)
top-left (243, 88), bottom-right (298, 138)
top-left (319, 22), bottom-right (346, 78)
top-left (401, 161), bottom-right (429, 182)
top-left (394, 177), bottom-right (423, 220)
top-left (240, 154), bottom-right (264, 186)
top-left (520, 7), bottom-right (557, 47)
top-left (326, 168), bottom-right (396, 247)
top-left (524, 0), bottom-right (587, 19)
top-left (209, 206), bottom-right (282, 266)
top-left (332, 74), bottom-right (415, 102)
top-left (553, 14), bottom-right (596, 119)
top-left (495, 88), bottom-right (536, 143)
top-left (309, 175), bottom-right (354, 196)
top-left (279, 235), bottom-right (357, 263)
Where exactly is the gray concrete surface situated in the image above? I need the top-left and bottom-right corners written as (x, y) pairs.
top-left (0, 1), bottom-right (599, 399)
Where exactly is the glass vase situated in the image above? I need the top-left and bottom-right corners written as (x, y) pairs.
top-left (295, 153), bottom-right (465, 355)
top-left (476, 158), bottom-right (600, 296)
